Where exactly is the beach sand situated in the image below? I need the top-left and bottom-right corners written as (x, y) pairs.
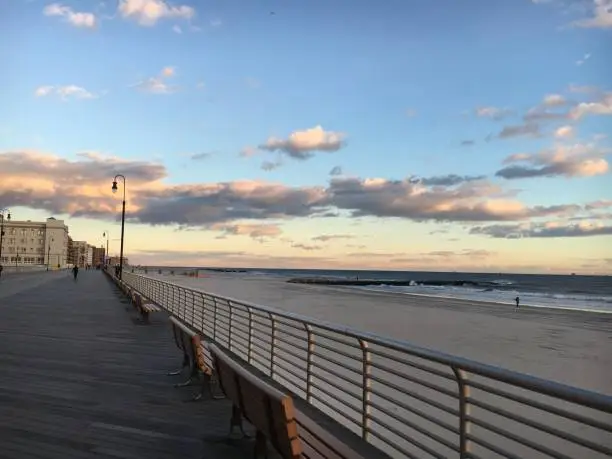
top-left (149, 271), bottom-right (612, 395)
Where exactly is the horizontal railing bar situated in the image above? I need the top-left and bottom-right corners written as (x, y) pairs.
top-left (273, 359), bottom-right (307, 384)
top-left (310, 330), bottom-right (359, 348)
top-left (466, 433), bottom-right (529, 459)
top-left (370, 372), bottom-right (458, 400)
top-left (368, 413), bottom-right (448, 459)
top-left (467, 415), bottom-right (575, 459)
top-left (369, 400), bottom-right (458, 452)
top-left (310, 391), bottom-right (361, 425)
top-left (371, 375), bottom-right (459, 416)
top-left (370, 359), bottom-right (455, 390)
top-left (310, 360), bottom-right (362, 389)
top-left (273, 344), bottom-right (308, 364)
top-left (310, 350), bottom-right (362, 376)
top-left (468, 397), bottom-right (612, 454)
top-left (466, 379), bottom-right (612, 432)
top-left (369, 396), bottom-right (459, 437)
top-left (310, 372), bottom-right (363, 405)
top-left (313, 340), bottom-right (360, 361)
top-left (369, 348), bottom-right (455, 381)
top-left (366, 428), bottom-right (420, 459)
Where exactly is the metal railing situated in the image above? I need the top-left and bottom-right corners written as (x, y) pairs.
top-left (118, 271), bottom-right (612, 459)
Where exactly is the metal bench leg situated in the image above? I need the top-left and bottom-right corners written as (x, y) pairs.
top-left (174, 360), bottom-right (197, 387)
top-left (167, 353), bottom-right (189, 376)
top-left (191, 371), bottom-right (225, 401)
top-left (229, 405), bottom-right (248, 438)
top-left (254, 431), bottom-right (268, 459)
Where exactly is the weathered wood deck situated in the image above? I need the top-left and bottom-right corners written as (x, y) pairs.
top-left (0, 270), bottom-right (256, 459)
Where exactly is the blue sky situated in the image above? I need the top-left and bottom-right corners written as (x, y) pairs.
top-left (0, 0), bottom-right (611, 273)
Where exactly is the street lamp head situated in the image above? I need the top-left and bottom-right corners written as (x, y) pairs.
top-left (112, 180), bottom-right (118, 193)
top-left (6, 212), bottom-right (9, 221)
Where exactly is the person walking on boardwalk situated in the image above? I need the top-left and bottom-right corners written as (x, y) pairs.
top-left (72, 265), bottom-right (79, 281)
top-left (515, 296), bottom-right (520, 310)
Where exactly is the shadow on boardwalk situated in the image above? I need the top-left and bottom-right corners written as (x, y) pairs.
top-left (0, 271), bottom-right (254, 459)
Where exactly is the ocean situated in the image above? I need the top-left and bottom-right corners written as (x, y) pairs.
top-left (142, 266), bottom-right (612, 314)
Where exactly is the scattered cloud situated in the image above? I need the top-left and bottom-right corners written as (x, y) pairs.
top-left (259, 126), bottom-right (346, 160)
top-left (475, 106), bottom-right (513, 120)
top-left (190, 152), bottom-right (211, 161)
top-left (575, 53), bottom-right (592, 66)
top-left (498, 122), bottom-right (540, 139)
top-left (261, 160), bottom-right (283, 171)
top-left (573, 0), bottom-right (612, 29)
top-left (118, 0), bottom-right (195, 26)
top-left (133, 66), bottom-right (177, 94)
top-left (406, 109), bottom-right (417, 117)
top-left (412, 174), bottom-right (486, 186)
top-left (291, 243), bottom-right (322, 251)
top-left (172, 24), bottom-right (182, 33)
top-left (240, 146), bottom-right (257, 157)
top-left (569, 92), bottom-right (612, 119)
top-left (210, 18), bottom-right (222, 27)
top-left (34, 85), bottom-right (98, 100)
top-left (461, 140), bottom-right (475, 147)
top-left (554, 125), bottom-right (575, 139)
top-left (210, 223), bottom-right (282, 240)
top-left (471, 221), bottom-right (612, 239)
top-left (312, 234), bottom-right (355, 242)
top-left (568, 84), bottom-right (598, 94)
top-left (43, 3), bottom-right (97, 28)
top-left (329, 166), bottom-right (343, 176)
top-left (496, 143), bottom-right (609, 179)
top-left (523, 108), bottom-right (569, 122)
top-left (195, 81), bottom-right (205, 90)
top-left (542, 94), bottom-right (567, 107)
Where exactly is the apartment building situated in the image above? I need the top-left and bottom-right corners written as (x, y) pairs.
top-left (0, 217), bottom-right (69, 268)
top-left (71, 240), bottom-right (89, 268)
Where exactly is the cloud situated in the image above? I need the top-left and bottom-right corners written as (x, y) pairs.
top-left (475, 106), bottom-right (512, 120)
top-left (133, 67), bottom-right (177, 94)
top-left (498, 123), bottom-right (540, 139)
top-left (259, 126), bottom-right (346, 160)
top-left (190, 152), bottom-right (211, 160)
top-left (542, 94), bottom-right (567, 107)
top-left (575, 53), bottom-right (592, 66)
top-left (261, 160), bottom-right (282, 171)
top-left (118, 0), bottom-right (195, 26)
top-left (406, 109), bottom-right (417, 117)
top-left (554, 125), bottom-right (575, 139)
top-left (523, 108), bottom-right (569, 122)
top-left (240, 146), bottom-right (257, 157)
top-left (210, 18), bottom-right (222, 27)
top-left (573, 0), bottom-right (612, 28)
top-left (172, 25), bottom-right (182, 33)
top-left (329, 166), bottom-right (343, 176)
top-left (461, 140), bottom-right (475, 147)
top-left (312, 234), bottom-right (355, 242)
top-left (43, 3), bottom-right (97, 28)
top-left (0, 150), bottom-right (593, 228)
top-left (471, 221), bottom-right (612, 239)
top-left (495, 143), bottom-right (609, 179)
top-left (34, 85), bottom-right (97, 100)
top-left (569, 92), bottom-right (612, 119)
top-left (210, 223), bottom-right (282, 240)
top-left (568, 84), bottom-right (599, 94)
top-left (412, 174), bottom-right (486, 186)
top-left (291, 243), bottom-right (322, 251)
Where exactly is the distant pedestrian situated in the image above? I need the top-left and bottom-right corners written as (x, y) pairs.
top-left (0, 265), bottom-right (3, 278)
top-left (72, 265), bottom-right (79, 281)
top-left (515, 296), bottom-right (520, 309)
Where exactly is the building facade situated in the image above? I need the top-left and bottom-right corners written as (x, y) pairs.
top-left (92, 247), bottom-right (106, 267)
top-left (0, 217), bottom-right (69, 268)
top-left (72, 241), bottom-right (89, 268)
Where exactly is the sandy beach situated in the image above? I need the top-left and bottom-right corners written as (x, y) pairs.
top-left (149, 271), bottom-right (612, 395)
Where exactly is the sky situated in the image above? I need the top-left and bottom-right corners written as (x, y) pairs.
top-left (0, 0), bottom-right (611, 274)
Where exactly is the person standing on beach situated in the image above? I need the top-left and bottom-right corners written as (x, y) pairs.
top-left (515, 296), bottom-right (520, 309)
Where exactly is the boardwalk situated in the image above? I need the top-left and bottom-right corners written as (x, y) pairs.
top-left (0, 271), bottom-right (255, 459)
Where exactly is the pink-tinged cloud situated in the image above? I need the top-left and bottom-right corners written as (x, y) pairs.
top-left (259, 125), bottom-right (346, 159)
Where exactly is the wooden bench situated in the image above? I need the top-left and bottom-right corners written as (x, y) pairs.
top-left (209, 342), bottom-right (302, 459)
top-left (132, 292), bottom-right (162, 323)
top-left (168, 316), bottom-right (221, 401)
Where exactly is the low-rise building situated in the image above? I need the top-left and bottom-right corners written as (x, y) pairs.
top-left (0, 217), bottom-right (69, 268)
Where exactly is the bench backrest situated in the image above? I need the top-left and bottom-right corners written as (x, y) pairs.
top-left (170, 316), bottom-right (212, 375)
top-left (209, 343), bottom-right (302, 459)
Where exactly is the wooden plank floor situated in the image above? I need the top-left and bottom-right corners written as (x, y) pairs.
top-left (0, 270), bottom-right (255, 459)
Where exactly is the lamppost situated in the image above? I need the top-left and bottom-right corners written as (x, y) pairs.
top-left (111, 174), bottom-right (126, 280)
top-left (102, 231), bottom-right (109, 266)
top-left (0, 208), bottom-right (10, 275)
top-left (46, 237), bottom-right (54, 271)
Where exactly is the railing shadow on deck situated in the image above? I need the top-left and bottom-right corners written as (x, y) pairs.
top-left (109, 269), bottom-right (612, 459)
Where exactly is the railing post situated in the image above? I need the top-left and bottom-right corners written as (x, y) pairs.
top-left (359, 339), bottom-right (372, 441)
top-left (269, 313), bottom-right (277, 379)
top-left (212, 297), bottom-right (218, 341)
top-left (247, 306), bottom-right (254, 364)
top-left (199, 293), bottom-right (205, 334)
top-left (304, 324), bottom-right (315, 402)
top-left (228, 303), bottom-right (234, 352)
top-left (452, 367), bottom-right (472, 458)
